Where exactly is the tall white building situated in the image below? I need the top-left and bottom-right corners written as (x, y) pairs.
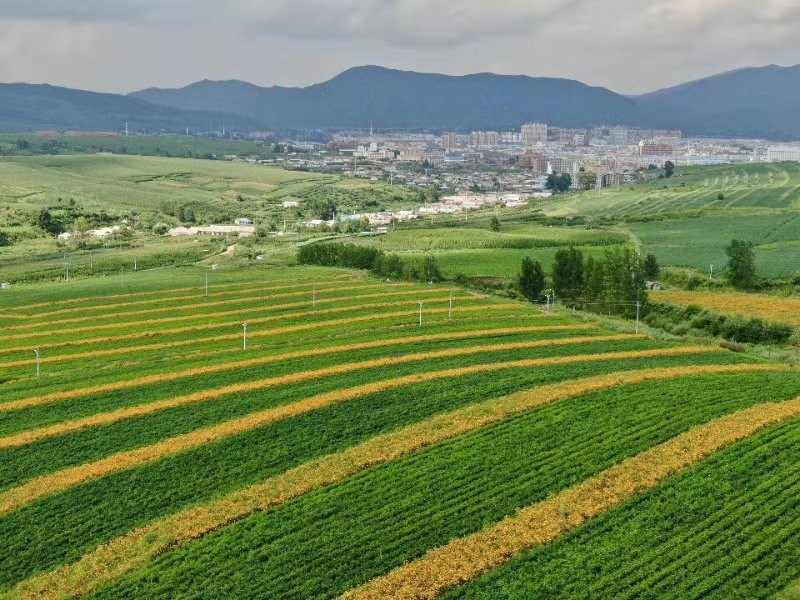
top-left (522, 123), bottom-right (548, 145)
top-left (767, 147), bottom-right (800, 162)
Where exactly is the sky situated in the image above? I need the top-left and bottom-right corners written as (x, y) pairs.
top-left (0, 0), bottom-right (799, 95)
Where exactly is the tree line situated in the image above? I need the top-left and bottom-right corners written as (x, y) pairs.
top-left (297, 243), bottom-right (442, 283)
top-left (517, 247), bottom-right (658, 317)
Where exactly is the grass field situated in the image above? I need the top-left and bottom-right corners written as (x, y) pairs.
top-left (0, 263), bottom-right (798, 599)
top-left (518, 162), bottom-right (800, 280)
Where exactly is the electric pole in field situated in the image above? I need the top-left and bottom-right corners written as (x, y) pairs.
top-left (312, 282), bottom-right (317, 307)
top-left (242, 323), bottom-right (248, 350)
top-left (635, 301), bottom-right (641, 334)
top-left (449, 290), bottom-right (454, 320)
top-left (34, 349), bottom-right (40, 378)
top-left (710, 264), bottom-right (715, 281)
top-left (419, 301), bottom-right (423, 326)
top-left (205, 274), bottom-right (209, 296)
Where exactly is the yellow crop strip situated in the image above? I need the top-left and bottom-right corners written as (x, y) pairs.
top-left (0, 346), bottom-right (720, 516)
top-left (653, 290), bottom-right (800, 327)
top-left (8, 363), bottom-right (784, 600)
top-left (0, 325), bottom-right (596, 412)
top-left (2, 290), bottom-right (463, 341)
top-left (0, 334), bottom-right (642, 446)
top-left (344, 385), bottom-right (800, 600)
top-left (3, 283), bottom-right (410, 331)
top-left (0, 304), bottom-right (524, 361)
top-left (9, 274), bottom-right (354, 313)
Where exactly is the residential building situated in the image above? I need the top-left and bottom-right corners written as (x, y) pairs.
top-left (639, 140), bottom-right (674, 156)
top-left (521, 123), bottom-right (548, 145)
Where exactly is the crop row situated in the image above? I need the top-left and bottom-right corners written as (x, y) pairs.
top-left (0, 352), bottom-right (752, 590)
top-left (0, 345), bottom-right (713, 514)
top-left (8, 364), bottom-right (782, 600)
top-left (0, 313), bottom-right (550, 400)
top-left (17, 276), bottom-right (361, 319)
top-left (1, 325), bottom-right (594, 414)
top-left (3, 282), bottom-right (412, 331)
top-left (1, 290), bottom-right (474, 344)
top-left (7, 271), bottom-right (352, 313)
top-left (80, 371), bottom-right (800, 600)
top-left (0, 335), bottom-right (640, 442)
top-left (0, 341), bottom-right (690, 492)
top-left (0, 298), bottom-right (509, 358)
top-left (443, 416), bottom-right (800, 600)
top-left (345, 387), bottom-right (800, 599)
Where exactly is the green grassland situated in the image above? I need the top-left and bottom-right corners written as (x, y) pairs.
top-left (0, 263), bottom-right (797, 598)
top-left (522, 162), bottom-right (800, 279)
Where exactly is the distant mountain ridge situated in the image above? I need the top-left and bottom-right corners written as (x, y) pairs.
top-left (131, 66), bottom-right (644, 131)
top-left (0, 83), bottom-right (258, 134)
top-left (2, 64), bottom-right (800, 139)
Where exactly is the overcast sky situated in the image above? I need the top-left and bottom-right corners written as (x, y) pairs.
top-left (0, 0), bottom-right (798, 94)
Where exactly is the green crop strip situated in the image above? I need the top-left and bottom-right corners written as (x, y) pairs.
top-left (0, 357), bottom-right (754, 592)
top-left (0, 345), bottom-right (717, 515)
top-left (0, 334), bottom-right (642, 447)
top-left (53, 370), bottom-right (800, 600)
top-left (0, 326), bottom-right (594, 414)
top-left (443, 418), bottom-right (800, 600)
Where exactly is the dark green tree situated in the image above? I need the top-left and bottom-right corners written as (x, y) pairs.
top-left (518, 257), bottom-right (546, 302)
top-left (546, 173), bottom-right (572, 194)
top-left (664, 161), bottom-right (675, 178)
top-left (725, 239), bottom-right (756, 289)
top-left (489, 216), bottom-right (501, 232)
top-left (36, 209), bottom-right (62, 235)
top-left (643, 253), bottom-right (660, 280)
top-left (552, 247), bottom-right (585, 305)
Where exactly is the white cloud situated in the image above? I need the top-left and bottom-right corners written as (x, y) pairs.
top-left (0, 1), bottom-right (798, 94)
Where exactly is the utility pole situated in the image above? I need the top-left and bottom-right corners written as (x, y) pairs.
top-left (419, 301), bottom-right (423, 326)
top-left (134, 258), bottom-right (137, 272)
top-left (242, 323), bottom-right (248, 350)
top-left (64, 264), bottom-right (69, 282)
top-left (710, 264), bottom-right (714, 281)
top-left (34, 349), bottom-right (40, 379)
top-left (449, 290), bottom-right (454, 320)
top-left (205, 274), bottom-right (209, 297)
top-left (635, 301), bottom-right (641, 334)
top-left (312, 282), bottom-right (317, 307)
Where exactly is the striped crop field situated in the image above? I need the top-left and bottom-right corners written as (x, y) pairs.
top-left (0, 264), bottom-right (798, 599)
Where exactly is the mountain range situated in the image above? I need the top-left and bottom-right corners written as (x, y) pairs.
top-left (2, 64), bottom-right (800, 140)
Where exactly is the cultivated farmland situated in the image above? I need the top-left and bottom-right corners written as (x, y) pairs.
top-left (0, 264), bottom-right (799, 599)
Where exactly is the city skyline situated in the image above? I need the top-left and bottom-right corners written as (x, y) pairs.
top-left (1, 0), bottom-right (799, 95)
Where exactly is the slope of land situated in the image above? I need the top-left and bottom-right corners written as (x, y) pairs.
top-left (0, 264), bottom-right (797, 599)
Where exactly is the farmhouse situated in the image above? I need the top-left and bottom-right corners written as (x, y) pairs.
top-left (168, 224), bottom-right (256, 238)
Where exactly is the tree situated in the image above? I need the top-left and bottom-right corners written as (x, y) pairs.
top-left (489, 216), bottom-right (500, 232)
top-left (73, 217), bottom-right (91, 234)
top-left (664, 161), bottom-right (675, 178)
top-left (36, 209), bottom-right (62, 235)
top-left (578, 171), bottom-right (598, 191)
top-left (545, 173), bottom-right (572, 194)
top-left (643, 253), bottom-right (660, 280)
top-left (518, 257), bottom-right (546, 302)
top-left (725, 239), bottom-right (756, 289)
top-left (552, 247), bottom-right (585, 305)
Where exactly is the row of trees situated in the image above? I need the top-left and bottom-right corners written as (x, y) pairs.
top-left (297, 243), bottom-right (442, 283)
top-left (518, 247), bottom-right (657, 317)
